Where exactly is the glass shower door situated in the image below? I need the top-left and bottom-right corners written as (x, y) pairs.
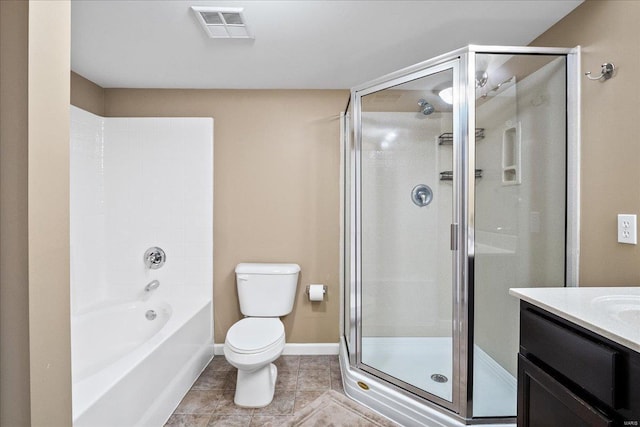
top-left (357, 61), bottom-right (460, 407)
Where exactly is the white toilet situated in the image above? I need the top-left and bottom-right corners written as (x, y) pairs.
top-left (224, 262), bottom-right (300, 408)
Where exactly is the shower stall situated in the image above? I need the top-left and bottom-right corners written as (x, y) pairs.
top-left (340, 45), bottom-right (579, 425)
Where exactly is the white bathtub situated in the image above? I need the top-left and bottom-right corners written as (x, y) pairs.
top-left (72, 300), bottom-right (173, 382)
top-left (72, 293), bottom-right (213, 427)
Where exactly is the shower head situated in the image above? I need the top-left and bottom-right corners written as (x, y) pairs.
top-left (417, 99), bottom-right (435, 116)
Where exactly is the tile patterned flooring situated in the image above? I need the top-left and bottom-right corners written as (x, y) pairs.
top-left (165, 355), bottom-right (345, 426)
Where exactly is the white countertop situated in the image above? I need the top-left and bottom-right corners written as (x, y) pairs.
top-left (509, 287), bottom-right (640, 353)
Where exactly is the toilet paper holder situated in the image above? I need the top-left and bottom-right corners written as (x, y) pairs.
top-left (306, 284), bottom-right (327, 299)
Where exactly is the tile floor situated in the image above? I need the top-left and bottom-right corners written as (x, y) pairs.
top-left (165, 355), bottom-right (345, 426)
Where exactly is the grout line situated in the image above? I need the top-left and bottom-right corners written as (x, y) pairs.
top-left (167, 356), bottom-right (342, 425)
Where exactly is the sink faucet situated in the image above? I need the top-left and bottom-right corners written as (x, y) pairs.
top-left (145, 280), bottom-right (160, 292)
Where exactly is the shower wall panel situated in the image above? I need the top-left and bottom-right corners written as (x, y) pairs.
top-left (70, 107), bottom-right (108, 312)
top-left (103, 117), bottom-right (213, 302)
top-left (70, 106), bottom-right (213, 313)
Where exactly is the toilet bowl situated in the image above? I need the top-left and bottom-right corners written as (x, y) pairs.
top-left (224, 318), bottom-right (286, 407)
top-left (224, 263), bottom-right (300, 408)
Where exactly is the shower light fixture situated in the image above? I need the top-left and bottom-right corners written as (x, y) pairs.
top-left (438, 71), bottom-right (487, 105)
top-left (380, 131), bottom-right (397, 150)
top-left (438, 87), bottom-right (453, 105)
top-left (385, 131), bottom-right (397, 142)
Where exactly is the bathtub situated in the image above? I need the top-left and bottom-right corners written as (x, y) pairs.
top-left (72, 293), bottom-right (214, 427)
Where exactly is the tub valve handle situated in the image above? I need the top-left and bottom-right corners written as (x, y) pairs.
top-left (144, 247), bottom-right (166, 269)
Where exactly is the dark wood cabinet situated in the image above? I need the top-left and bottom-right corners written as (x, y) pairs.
top-left (517, 302), bottom-right (640, 427)
top-left (518, 354), bottom-right (613, 426)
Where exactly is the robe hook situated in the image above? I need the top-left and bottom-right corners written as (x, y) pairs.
top-left (585, 63), bottom-right (615, 81)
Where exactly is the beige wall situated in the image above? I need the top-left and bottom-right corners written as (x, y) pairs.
top-left (103, 89), bottom-right (347, 343)
top-left (532, 0), bottom-right (640, 286)
top-left (1, 2), bottom-right (72, 425)
top-left (0, 1), bottom-right (31, 425)
top-left (28, 1), bottom-right (72, 426)
top-left (71, 71), bottom-right (105, 116)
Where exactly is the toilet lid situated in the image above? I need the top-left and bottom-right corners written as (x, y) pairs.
top-left (226, 318), bottom-right (285, 354)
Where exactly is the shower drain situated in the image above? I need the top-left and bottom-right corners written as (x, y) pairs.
top-left (430, 374), bottom-right (448, 383)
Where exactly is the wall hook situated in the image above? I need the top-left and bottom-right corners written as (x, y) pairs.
top-left (585, 63), bottom-right (615, 81)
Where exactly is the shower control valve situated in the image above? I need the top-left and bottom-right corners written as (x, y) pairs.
top-left (144, 247), bottom-right (166, 269)
top-left (411, 184), bottom-right (433, 207)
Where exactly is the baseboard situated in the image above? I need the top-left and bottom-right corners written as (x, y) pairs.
top-left (213, 342), bottom-right (339, 356)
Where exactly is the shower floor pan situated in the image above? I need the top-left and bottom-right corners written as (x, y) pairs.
top-left (361, 337), bottom-right (516, 417)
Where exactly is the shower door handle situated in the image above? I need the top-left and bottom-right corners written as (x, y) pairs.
top-left (450, 224), bottom-right (458, 251)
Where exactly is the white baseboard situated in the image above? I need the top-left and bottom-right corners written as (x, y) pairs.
top-left (213, 342), bottom-right (339, 356)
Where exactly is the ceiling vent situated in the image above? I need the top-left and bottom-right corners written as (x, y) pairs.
top-left (191, 6), bottom-right (253, 39)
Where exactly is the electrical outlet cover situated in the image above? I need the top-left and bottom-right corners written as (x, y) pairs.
top-left (617, 214), bottom-right (637, 244)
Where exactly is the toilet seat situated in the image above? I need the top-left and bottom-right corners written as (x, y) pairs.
top-left (225, 318), bottom-right (285, 355)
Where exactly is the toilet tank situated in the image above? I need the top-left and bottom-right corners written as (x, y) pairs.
top-left (235, 263), bottom-right (300, 317)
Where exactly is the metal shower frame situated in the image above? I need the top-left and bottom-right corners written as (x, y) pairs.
top-left (343, 44), bottom-right (581, 423)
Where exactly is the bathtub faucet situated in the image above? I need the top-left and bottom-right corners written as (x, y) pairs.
top-left (144, 280), bottom-right (160, 292)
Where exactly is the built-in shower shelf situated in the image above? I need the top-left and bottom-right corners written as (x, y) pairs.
top-left (440, 169), bottom-right (483, 181)
top-left (438, 128), bottom-right (485, 145)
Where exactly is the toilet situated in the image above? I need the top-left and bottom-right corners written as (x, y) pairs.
top-left (224, 262), bottom-right (300, 408)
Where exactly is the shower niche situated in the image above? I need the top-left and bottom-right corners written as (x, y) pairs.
top-left (341, 45), bottom-right (579, 425)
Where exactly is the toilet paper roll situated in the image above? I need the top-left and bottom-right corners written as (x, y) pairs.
top-left (308, 284), bottom-right (325, 302)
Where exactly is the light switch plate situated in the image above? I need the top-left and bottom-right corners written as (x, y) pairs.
top-left (617, 214), bottom-right (637, 244)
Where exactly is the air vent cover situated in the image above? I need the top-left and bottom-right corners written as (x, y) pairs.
top-left (191, 6), bottom-right (253, 39)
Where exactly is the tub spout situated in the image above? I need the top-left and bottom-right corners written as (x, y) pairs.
top-left (145, 280), bottom-right (160, 292)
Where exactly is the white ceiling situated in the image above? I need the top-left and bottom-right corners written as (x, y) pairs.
top-left (71, 0), bottom-right (583, 89)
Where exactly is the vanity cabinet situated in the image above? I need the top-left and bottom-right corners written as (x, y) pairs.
top-left (517, 301), bottom-right (640, 427)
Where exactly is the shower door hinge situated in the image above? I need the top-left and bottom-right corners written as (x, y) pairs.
top-left (450, 223), bottom-right (458, 251)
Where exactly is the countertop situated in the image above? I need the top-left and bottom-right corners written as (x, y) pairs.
top-left (509, 287), bottom-right (640, 353)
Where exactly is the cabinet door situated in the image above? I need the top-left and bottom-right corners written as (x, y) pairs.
top-left (518, 355), bottom-right (613, 427)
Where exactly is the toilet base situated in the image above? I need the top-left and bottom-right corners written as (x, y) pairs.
top-left (234, 363), bottom-right (278, 408)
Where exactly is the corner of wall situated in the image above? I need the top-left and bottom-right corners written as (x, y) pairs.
top-left (71, 71), bottom-right (106, 116)
top-left (0, 1), bottom-right (32, 425)
top-left (28, 1), bottom-right (72, 425)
